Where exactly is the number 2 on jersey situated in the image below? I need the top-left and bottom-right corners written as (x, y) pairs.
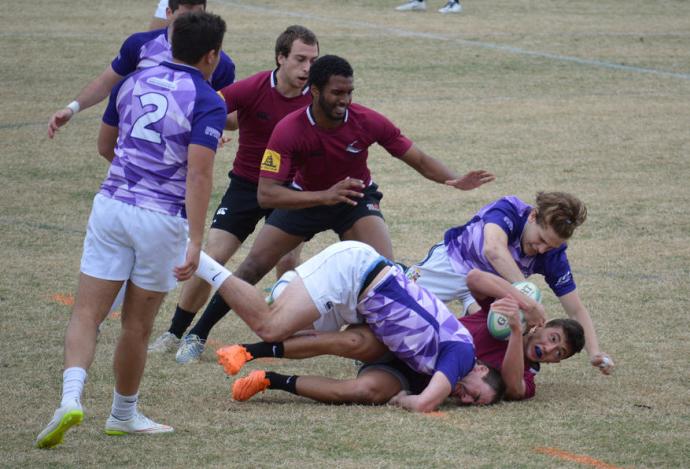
top-left (131, 93), bottom-right (168, 144)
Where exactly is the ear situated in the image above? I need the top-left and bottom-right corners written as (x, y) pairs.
top-left (528, 209), bottom-right (537, 223)
top-left (165, 7), bottom-right (173, 19)
top-left (473, 363), bottom-right (489, 377)
top-left (310, 84), bottom-right (319, 99)
top-left (277, 54), bottom-right (287, 68)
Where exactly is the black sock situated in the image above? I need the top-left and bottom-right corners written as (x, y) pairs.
top-left (243, 342), bottom-right (284, 359)
top-left (187, 293), bottom-right (230, 340)
top-left (168, 305), bottom-right (196, 338)
top-left (266, 372), bottom-right (298, 394)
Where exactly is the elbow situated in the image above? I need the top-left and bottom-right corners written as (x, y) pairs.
top-left (257, 187), bottom-right (274, 209)
top-left (482, 244), bottom-right (501, 264)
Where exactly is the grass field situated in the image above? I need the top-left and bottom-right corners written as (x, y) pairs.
top-left (1, 0), bottom-right (689, 467)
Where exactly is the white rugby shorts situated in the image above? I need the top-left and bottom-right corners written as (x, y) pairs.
top-left (288, 241), bottom-right (385, 331)
top-left (80, 194), bottom-right (188, 292)
top-left (406, 242), bottom-right (477, 315)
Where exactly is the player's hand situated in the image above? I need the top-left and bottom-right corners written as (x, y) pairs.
top-left (445, 170), bottom-right (495, 191)
top-left (48, 108), bottom-right (74, 139)
top-left (388, 390), bottom-right (410, 406)
top-left (590, 352), bottom-right (615, 375)
top-left (174, 241), bottom-right (202, 281)
top-left (491, 296), bottom-right (523, 333)
top-left (523, 301), bottom-right (546, 329)
top-left (322, 177), bottom-right (365, 206)
top-left (218, 134), bottom-right (232, 148)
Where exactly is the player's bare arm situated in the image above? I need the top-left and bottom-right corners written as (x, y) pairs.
top-left (96, 123), bottom-right (118, 163)
top-left (48, 66), bottom-right (123, 138)
top-left (388, 371), bottom-right (451, 413)
top-left (257, 176), bottom-right (364, 210)
top-left (491, 296), bottom-right (528, 399)
top-left (559, 291), bottom-right (614, 375)
top-left (397, 144), bottom-right (495, 190)
top-left (174, 145), bottom-right (215, 282)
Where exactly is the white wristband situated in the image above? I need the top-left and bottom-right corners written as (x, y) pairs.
top-left (67, 101), bottom-right (80, 115)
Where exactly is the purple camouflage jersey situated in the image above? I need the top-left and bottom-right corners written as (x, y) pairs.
top-left (101, 61), bottom-right (227, 217)
top-left (359, 267), bottom-right (476, 387)
top-left (444, 196), bottom-right (576, 297)
top-left (112, 28), bottom-right (235, 91)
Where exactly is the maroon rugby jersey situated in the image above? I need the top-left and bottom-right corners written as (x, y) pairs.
top-left (459, 298), bottom-right (538, 399)
top-left (220, 70), bottom-right (311, 183)
top-left (260, 103), bottom-right (413, 191)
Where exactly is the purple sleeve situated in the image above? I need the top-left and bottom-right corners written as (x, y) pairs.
top-left (210, 52), bottom-right (236, 91)
top-left (111, 32), bottom-right (147, 77)
top-left (435, 341), bottom-right (476, 387)
top-left (190, 88), bottom-right (227, 151)
top-left (101, 79), bottom-right (126, 127)
top-left (541, 248), bottom-right (576, 297)
top-left (481, 199), bottom-right (523, 244)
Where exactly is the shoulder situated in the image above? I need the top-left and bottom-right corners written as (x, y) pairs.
top-left (122, 28), bottom-right (165, 49)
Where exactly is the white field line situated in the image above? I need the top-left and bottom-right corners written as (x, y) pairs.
top-left (212, 0), bottom-right (690, 81)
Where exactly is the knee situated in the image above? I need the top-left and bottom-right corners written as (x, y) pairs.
top-left (350, 380), bottom-right (391, 405)
top-left (343, 328), bottom-right (387, 362)
top-left (235, 255), bottom-right (271, 285)
top-left (253, 325), bottom-right (288, 344)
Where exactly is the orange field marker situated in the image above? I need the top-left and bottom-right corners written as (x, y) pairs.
top-left (108, 311), bottom-right (121, 320)
top-left (534, 447), bottom-right (624, 469)
top-left (51, 293), bottom-right (74, 306)
top-left (425, 411), bottom-right (447, 418)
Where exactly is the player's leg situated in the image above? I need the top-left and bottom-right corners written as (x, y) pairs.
top-left (106, 202), bottom-right (187, 435)
top-left (275, 242), bottom-right (304, 279)
top-left (106, 282), bottom-right (173, 435)
top-left (217, 325), bottom-right (388, 376)
top-left (150, 228), bottom-right (241, 353)
top-left (232, 368), bottom-right (402, 405)
top-left (179, 225), bottom-right (304, 355)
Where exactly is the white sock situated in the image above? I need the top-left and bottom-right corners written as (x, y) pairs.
top-left (61, 367), bottom-right (87, 407)
top-left (111, 389), bottom-right (138, 421)
top-left (195, 250), bottom-right (232, 290)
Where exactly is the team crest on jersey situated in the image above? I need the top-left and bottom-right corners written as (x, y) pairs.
top-left (261, 150), bottom-right (281, 173)
top-left (367, 203), bottom-right (380, 212)
top-left (216, 207), bottom-right (228, 216)
top-left (406, 266), bottom-right (421, 282)
top-left (345, 140), bottom-right (362, 154)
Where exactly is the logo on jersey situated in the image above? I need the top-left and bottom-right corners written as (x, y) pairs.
top-left (261, 150), bottom-right (281, 173)
top-left (345, 140), bottom-right (362, 154)
top-left (325, 301), bottom-right (334, 311)
top-left (366, 203), bottom-right (380, 212)
top-left (146, 77), bottom-right (177, 90)
top-left (406, 266), bottom-right (421, 282)
top-left (216, 207), bottom-right (228, 216)
top-left (503, 216), bottom-right (514, 231)
top-left (554, 271), bottom-right (572, 287)
top-left (205, 126), bottom-right (221, 140)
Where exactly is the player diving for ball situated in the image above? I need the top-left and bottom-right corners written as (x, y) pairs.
top-left (405, 191), bottom-right (614, 375)
top-left (194, 241), bottom-right (508, 411)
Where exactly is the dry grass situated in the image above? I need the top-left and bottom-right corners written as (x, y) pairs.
top-left (1, 0), bottom-right (689, 467)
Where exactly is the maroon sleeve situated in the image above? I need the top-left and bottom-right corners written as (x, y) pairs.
top-left (219, 76), bottom-right (250, 114)
top-left (370, 109), bottom-right (414, 157)
top-left (522, 369), bottom-right (536, 399)
top-left (259, 117), bottom-right (297, 182)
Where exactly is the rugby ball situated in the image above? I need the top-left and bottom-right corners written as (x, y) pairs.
top-left (265, 270), bottom-right (298, 305)
top-left (486, 281), bottom-right (542, 341)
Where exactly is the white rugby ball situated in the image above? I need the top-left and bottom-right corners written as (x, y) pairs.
top-left (486, 281), bottom-right (542, 341)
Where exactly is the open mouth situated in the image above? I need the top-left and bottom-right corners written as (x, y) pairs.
top-left (535, 345), bottom-right (543, 359)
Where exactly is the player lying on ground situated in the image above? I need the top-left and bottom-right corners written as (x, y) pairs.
top-left (171, 54), bottom-right (495, 359)
top-left (218, 269), bottom-right (584, 402)
top-left (35, 12), bottom-right (228, 449)
top-left (195, 241), bottom-right (506, 411)
top-left (406, 191), bottom-right (613, 375)
top-left (149, 25), bottom-right (320, 363)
